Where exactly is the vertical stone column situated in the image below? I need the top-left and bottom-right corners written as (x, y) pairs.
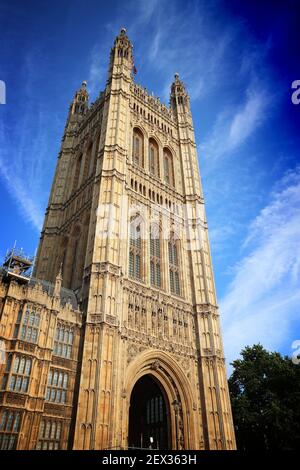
top-left (73, 29), bottom-right (133, 450)
top-left (170, 74), bottom-right (236, 449)
top-left (34, 82), bottom-right (89, 284)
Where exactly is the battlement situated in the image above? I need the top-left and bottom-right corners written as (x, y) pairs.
top-left (131, 82), bottom-right (175, 121)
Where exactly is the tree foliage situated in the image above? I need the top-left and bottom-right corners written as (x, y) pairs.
top-left (228, 344), bottom-right (300, 450)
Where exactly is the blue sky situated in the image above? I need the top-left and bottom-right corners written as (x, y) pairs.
top-left (0, 0), bottom-right (299, 370)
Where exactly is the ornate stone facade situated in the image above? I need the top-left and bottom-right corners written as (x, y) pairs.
top-left (0, 268), bottom-right (82, 450)
top-left (0, 29), bottom-right (236, 450)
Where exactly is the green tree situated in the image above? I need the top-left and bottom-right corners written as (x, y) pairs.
top-left (228, 344), bottom-right (300, 450)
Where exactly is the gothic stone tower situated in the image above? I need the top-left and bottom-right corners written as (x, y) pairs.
top-left (34, 28), bottom-right (236, 450)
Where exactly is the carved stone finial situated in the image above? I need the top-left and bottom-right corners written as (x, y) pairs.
top-left (57, 263), bottom-right (63, 280)
top-left (54, 264), bottom-right (63, 298)
top-left (150, 360), bottom-right (160, 371)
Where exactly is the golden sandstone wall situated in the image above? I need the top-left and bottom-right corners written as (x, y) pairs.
top-left (0, 271), bottom-right (82, 449)
top-left (0, 29), bottom-right (236, 450)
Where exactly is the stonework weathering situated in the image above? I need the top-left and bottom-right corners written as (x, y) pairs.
top-left (0, 29), bottom-right (236, 450)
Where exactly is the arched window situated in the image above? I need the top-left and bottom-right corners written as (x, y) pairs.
top-left (54, 324), bottom-right (74, 359)
top-left (20, 309), bottom-right (40, 344)
top-left (0, 410), bottom-right (21, 450)
top-left (132, 128), bottom-right (144, 167)
top-left (91, 133), bottom-right (101, 176)
top-left (168, 232), bottom-right (180, 295)
top-left (46, 368), bottom-right (68, 404)
top-left (72, 154), bottom-right (82, 191)
top-left (82, 143), bottom-right (92, 182)
top-left (163, 148), bottom-right (174, 187)
top-left (13, 307), bottom-right (23, 339)
top-left (8, 355), bottom-right (32, 393)
top-left (149, 138), bottom-right (159, 177)
top-left (63, 224), bottom-right (82, 290)
top-left (129, 214), bottom-right (142, 280)
top-left (150, 224), bottom-right (161, 288)
top-left (1, 354), bottom-right (12, 390)
top-left (36, 419), bottom-right (62, 450)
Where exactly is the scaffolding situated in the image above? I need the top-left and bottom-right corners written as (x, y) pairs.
top-left (3, 242), bottom-right (34, 280)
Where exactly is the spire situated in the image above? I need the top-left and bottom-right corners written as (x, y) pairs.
top-left (170, 73), bottom-right (190, 114)
top-left (70, 80), bottom-right (89, 116)
top-left (108, 27), bottom-right (134, 81)
top-left (113, 27), bottom-right (132, 55)
top-left (54, 263), bottom-right (63, 298)
top-left (57, 262), bottom-right (63, 280)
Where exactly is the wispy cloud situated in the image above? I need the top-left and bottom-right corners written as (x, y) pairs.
top-left (220, 166), bottom-right (300, 369)
top-left (0, 53), bottom-right (53, 231)
top-left (0, 155), bottom-right (44, 230)
top-left (103, 0), bottom-right (240, 102)
top-left (86, 1), bottom-right (163, 99)
top-left (134, 0), bottom-right (161, 24)
top-left (229, 88), bottom-right (267, 147)
top-left (149, 31), bottom-right (161, 61)
top-left (87, 42), bottom-right (110, 99)
top-left (200, 85), bottom-right (270, 168)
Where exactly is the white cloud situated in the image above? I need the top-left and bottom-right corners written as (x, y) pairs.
top-left (0, 53), bottom-right (53, 231)
top-left (200, 86), bottom-right (269, 168)
top-left (220, 167), bottom-right (300, 369)
top-left (113, 0), bottom-right (241, 103)
top-left (87, 42), bottom-right (108, 99)
top-left (209, 223), bottom-right (236, 257)
top-left (149, 31), bottom-right (161, 61)
top-left (0, 158), bottom-right (43, 230)
top-left (229, 88), bottom-right (267, 147)
top-left (135, 0), bottom-right (161, 24)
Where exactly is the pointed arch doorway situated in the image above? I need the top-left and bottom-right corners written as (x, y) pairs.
top-left (128, 374), bottom-right (171, 449)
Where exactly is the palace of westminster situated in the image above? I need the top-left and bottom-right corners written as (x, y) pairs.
top-left (0, 29), bottom-right (236, 450)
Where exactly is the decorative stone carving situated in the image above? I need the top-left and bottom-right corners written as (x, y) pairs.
top-left (150, 360), bottom-right (160, 371)
top-left (90, 314), bottom-right (103, 324)
top-left (5, 393), bottom-right (26, 406)
top-left (127, 343), bottom-right (138, 363)
top-left (0, 28), bottom-right (236, 451)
